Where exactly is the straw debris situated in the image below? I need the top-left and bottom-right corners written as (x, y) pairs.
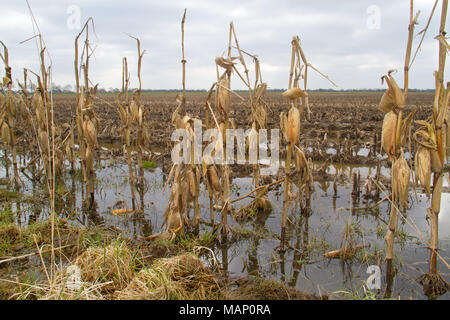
top-left (73, 241), bottom-right (134, 293)
top-left (115, 253), bottom-right (221, 300)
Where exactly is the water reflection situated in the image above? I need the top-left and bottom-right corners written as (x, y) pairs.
top-left (1, 153), bottom-right (449, 300)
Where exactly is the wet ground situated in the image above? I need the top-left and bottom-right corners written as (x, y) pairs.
top-left (1, 91), bottom-right (449, 299)
top-left (1, 148), bottom-right (449, 300)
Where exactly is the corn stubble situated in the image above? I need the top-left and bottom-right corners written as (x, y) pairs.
top-left (279, 36), bottom-right (318, 251)
top-left (153, 11), bottom-right (203, 241)
top-left (115, 36), bottom-right (151, 213)
top-left (377, 6), bottom-right (418, 292)
top-left (74, 19), bottom-right (99, 209)
top-left (0, 42), bottom-right (21, 187)
top-left (1, 2), bottom-right (448, 300)
top-left (414, 0), bottom-right (449, 297)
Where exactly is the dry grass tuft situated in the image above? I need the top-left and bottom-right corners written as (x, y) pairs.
top-left (36, 269), bottom-right (107, 300)
top-left (0, 224), bottom-right (21, 243)
top-left (115, 253), bottom-right (221, 300)
top-left (73, 241), bottom-right (134, 293)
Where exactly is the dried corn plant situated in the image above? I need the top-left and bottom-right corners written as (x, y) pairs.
top-left (377, 1), bottom-right (419, 288)
top-left (116, 57), bottom-right (137, 210)
top-left (74, 19), bottom-right (99, 208)
top-left (163, 103), bottom-right (201, 236)
top-left (203, 22), bottom-right (260, 241)
top-left (0, 41), bottom-right (21, 187)
top-left (414, 0), bottom-right (449, 297)
top-left (238, 48), bottom-right (272, 214)
top-left (115, 36), bottom-right (150, 212)
top-left (279, 36), bottom-right (334, 250)
top-left (18, 5), bottom-right (64, 280)
top-left (161, 11), bottom-right (202, 236)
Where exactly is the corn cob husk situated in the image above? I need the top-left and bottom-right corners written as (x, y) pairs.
top-left (431, 174), bottom-right (443, 215)
top-left (187, 168), bottom-right (198, 198)
top-left (430, 127), bottom-right (444, 173)
top-left (1, 122), bottom-right (10, 145)
top-left (253, 103), bottom-right (266, 129)
top-left (215, 78), bottom-right (231, 116)
top-left (172, 182), bottom-right (181, 209)
top-left (125, 128), bottom-right (131, 147)
top-left (181, 179), bottom-right (190, 204)
top-left (130, 100), bottom-right (139, 121)
top-left (215, 57), bottom-right (235, 72)
top-left (65, 142), bottom-right (73, 163)
top-left (294, 146), bottom-right (307, 171)
top-left (392, 153), bottom-right (410, 211)
top-left (117, 102), bottom-right (128, 124)
top-left (167, 211), bottom-right (183, 233)
top-left (39, 130), bottom-right (49, 154)
top-left (280, 112), bottom-right (288, 142)
top-left (32, 92), bottom-right (45, 127)
top-left (430, 149), bottom-right (443, 173)
top-left (138, 107), bottom-right (144, 126)
top-left (415, 146), bottom-right (431, 197)
top-left (85, 146), bottom-right (94, 172)
top-left (384, 74), bottom-right (405, 110)
top-left (214, 122), bottom-right (226, 154)
top-left (378, 90), bottom-right (395, 113)
top-left (282, 87), bottom-right (307, 100)
top-left (5, 91), bottom-right (16, 117)
top-left (83, 119), bottom-right (97, 147)
top-left (287, 106), bottom-right (300, 146)
top-left (207, 166), bottom-right (221, 193)
top-left (381, 111), bottom-right (398, 161)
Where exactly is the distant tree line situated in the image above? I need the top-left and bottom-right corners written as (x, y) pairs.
top-left (5, 84), bottom-right (435, 94)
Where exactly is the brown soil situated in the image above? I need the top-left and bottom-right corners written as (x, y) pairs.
top-left (14, 91), bottom-right (434, 167)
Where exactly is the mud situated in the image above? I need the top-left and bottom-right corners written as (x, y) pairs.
top-left (13, 91), bottom-right (434, 166)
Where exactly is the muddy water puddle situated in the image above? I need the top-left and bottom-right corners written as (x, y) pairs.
top-left (1, 153), bottom-right (449, 300)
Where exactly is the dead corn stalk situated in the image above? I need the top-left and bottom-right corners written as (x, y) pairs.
top-left (414, 0), bottom-right (449, 297)
top-left (74, 18), bottom-right (99, 209)
top-left (377, 0), bottom-right (419, 291)
top-left (116, 36), bottom-right (150, 212)
top-left (156, 10), bottom-right (202, 240)
top-left (279, 36), bottom-right (332, 250)
top-left (0, 41), bottom-right (21, 187)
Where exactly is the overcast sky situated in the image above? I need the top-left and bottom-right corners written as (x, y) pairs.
top-left (0, 0), bottom-right (448, 90)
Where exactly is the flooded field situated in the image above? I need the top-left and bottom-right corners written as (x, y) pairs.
top-left (2, 144), bottom-right (448, 300)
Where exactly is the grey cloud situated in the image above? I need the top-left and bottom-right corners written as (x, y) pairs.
top-left (0, 0), bottom-right (447, 90)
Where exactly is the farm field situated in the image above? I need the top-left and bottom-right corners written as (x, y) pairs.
top-left (0, 91), bottom-right (448, 300)
top-left (0, 0), bottom-right (449, 302)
